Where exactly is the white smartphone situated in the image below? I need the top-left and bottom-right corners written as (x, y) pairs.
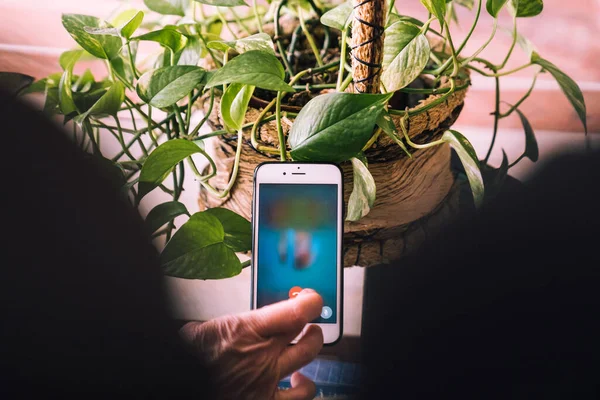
top-left (251, 162), bottom-right (343, 345)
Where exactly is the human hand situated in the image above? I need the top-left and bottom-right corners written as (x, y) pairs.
top-left (180, 289), bottom-right (324, 400)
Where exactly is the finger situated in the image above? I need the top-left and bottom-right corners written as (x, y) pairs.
top-left (274, 372), bottom-right (317, 400)
top-left (249, 289), bottom-right (323, 337)
top-left (278, 324), bottom-right (324, 379)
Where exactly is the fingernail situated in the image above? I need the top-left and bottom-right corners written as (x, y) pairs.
top-left (299, 288), bottom-right (316, 295)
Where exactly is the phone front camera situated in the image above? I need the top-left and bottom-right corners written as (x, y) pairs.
top-left (283, 172), bottom-right (286, 175)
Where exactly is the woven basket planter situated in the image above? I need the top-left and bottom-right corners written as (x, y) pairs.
top-left (196, 72), bottom-right (468, 267)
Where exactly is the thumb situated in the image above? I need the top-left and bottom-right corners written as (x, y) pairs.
top-left (274, 372), bottom-right (316, 400)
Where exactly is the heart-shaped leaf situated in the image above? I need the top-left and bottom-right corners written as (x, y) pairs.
top-left (160, 211), bottom-right (243, 279)
top-left (513, 108), bottom-right (538, 162)
top-left (58, 50), bottom-right (82, 116)
top-left (62, 14), bottom-right (122, 60)
top-left (347, 157), bottom-right (376, 222)
top-left (145, 201), bottom-right (190, 235)
top-left (136, 65), bottom-right (205, 108)
top-left (486, 0), bottom-right (508, 17)
top-left (442, 130), bottom-right (484, 208)
top-left (221, 83), bottom-right (255, 131)
top-left (321, 0), bottom-right (353, 30)
top-left (289, 92), bottom-right (392, 162)
top-left (193, 0), bottom-right (248, 7)
top-left (0, 72), bottom-right (34, 96)
top-left (144, 0), bottom-right (188, 16)
top-left (120, 11), bottom-right (145, 39)
top-left (205, 208), bottom-right (252, 252)
top-left (138, 139), bottom-right (204, 199)
top-left (206, 50), bottom-right (294, 92)
top-left (382, 21), bottom-right (430, 92)
top-left (76, 81), bottom-right (125, 120)
top-left (420, 0), bottom-right (446, 24)
top-left (59, 50), bottom-right (84, 71)
top-left (482, 149), bottom-right (509, 200)
top-left (508, 0), bottom-right (543, 17)
top-left (534, 58), bottom-right (587, 133)
top-left (133, 28), bottom-right (188, 53)
top-left (208, 33), bottom-right (275, 55)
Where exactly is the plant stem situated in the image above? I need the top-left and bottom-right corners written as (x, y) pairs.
top-left (252, 0), bottom-right (263, 33)
top-left (298, 7), bottom-right (324, 67)
top-left (189, 88), bottom-right (215, 138)
top-left (186, 92), bottom-right (193, 132)
top-left (274, 0), bottom-right (294, 77)
top-left (484, 76), bottom-right (500, 163)
top-left (199, 128), bottom-right (245, 198)
top-left (459, 18), bottom-right (498, 68)
top-left (399, 80), bottom-right (469, 94)
top-left (147, 106), bottom-right (159, 147)
top-left (187, 150), bottom-right (217, 182)
top-left (497, 10), bottom-right (517, 70)
top-left (499, 71), bottom-right (540, 118)
top-left (241, 260), bottom-right (251, 268)
top-left (336, 29), bottom-right (348, 91)
top-left (198, 32), bottom-right (222, 67)
top-left (389, 78), bottom-right (456, 116)
top-left (293, 83), bottom-right (337, 90)
top-left (83, 119), bottom-right (101, 155)
top-left (114, 117), bottom-right (138, 159)
top-left (217, 8), bottom-right (238, 39)
top-left (400, 115), bottom-right (445, 149)
top-left (473, 61), bottom-right (533, 77)
top-left (340, 71), bottom-right (354, 92)
top-left (231, 8), bottom-right (252, 35)
top-left (386, 0), bottom-right (396, 25)
top-left (126, 41), bottom-right (139, 80)
top-left (276, 91), bottom-right (286, 161)
top-left (362, 127), bottom-right (382, 151)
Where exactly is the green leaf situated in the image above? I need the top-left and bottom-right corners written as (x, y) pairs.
top-left (482, 149), bottom-right (509, 200)
top-left (133, 28), bottom-right (188, 53)
top-left (206, 50), bottom-right (294, 92)
top-left (382, 21), bottom-right (430, 92)
top-left (144, 0), bottom-right (188, 16)
top-left (194, 0), bottom-right (247, 6)
top-left (145, 201), bottom-right (190, 235)
top-left (177, 36), bottom-right (204, 66)
top-left (138, 139), bottom-right (204, 199)
top-left (62, 14), bottom-right (122, 60)
top-left (509, 0), bottom-right (543, 17)
top-left (0, 72), bottom-right (34, 96)
top-left (346, 157), bottom-right (376, 222)
top-left (73, 69), bottom-right (95, 93)
top-left (205, 208), bottom-right (252, 252)
top-left (208, 33), bottom-right (275, 55)
top-left (321, 0), bottom-right (353, 30)
top-left (534, 58), bottom-right (587, 134)
top-left (442, 130), bottom-right (484, 208)
top-left (513, 108), bottom-right (538, 162)
top-left (289, 92), bottom-right (392, 162)
top-left (376, 111), bottom-right (411, 158)
top-left (420, 0), bottom-right (446, 24)
top-left (76, 81), bottom-right (125, 120)
top-left (221, 83), bottom-right (255, 131)
top-left (43, 87), bottom-right (60, 115)
top-left (486, 0), bottom-right (508, 17)
top-left (120, 11), bottom-right (145, 39)
top-left (160, 212), bottom-right (242, 279)
top-left (136, 65), bottom-right (205, 108)
top-left (455, 0), bottom-right (475, 10)
top-left (59, 69), bottom-right (78, 115)
top-left (59, 50), bottom-right (83, 70)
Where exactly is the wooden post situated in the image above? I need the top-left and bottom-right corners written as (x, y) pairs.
top-left (351, 0), bottom-right (387, 94)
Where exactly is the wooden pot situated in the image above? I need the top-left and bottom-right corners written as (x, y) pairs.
top-left (197, 72), bottom-right (469, 268)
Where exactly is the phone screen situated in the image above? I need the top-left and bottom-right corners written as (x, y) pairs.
top-left (256, 183), bottom-right (338, 324)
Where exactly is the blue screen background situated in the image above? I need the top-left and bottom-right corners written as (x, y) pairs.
top-left (257, 184), bottom-right (338, 324)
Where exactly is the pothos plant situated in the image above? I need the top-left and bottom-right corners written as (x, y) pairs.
top-left (4, 0), bottom-right (587, 280)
